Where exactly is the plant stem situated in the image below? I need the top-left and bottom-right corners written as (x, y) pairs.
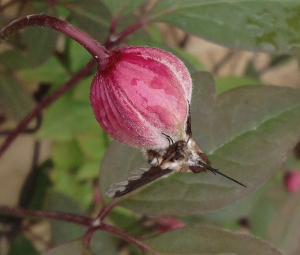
top-left (0, 204), bottom-right (93, 226)
top-left (98, 200), bottom-right (118, 221)
top-left (100, 223), bottom-right (160, 255)
top-left (0, 15), bottom-right (110, 64)
top-left (0, 203), bottom-right (160, 254)
top-left (105, 18), bottom-right (147, 48)
top-left (0, 59), bottom-right (96, 158)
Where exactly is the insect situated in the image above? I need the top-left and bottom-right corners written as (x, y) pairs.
top-left (106, 106), bottom-right (246, 198)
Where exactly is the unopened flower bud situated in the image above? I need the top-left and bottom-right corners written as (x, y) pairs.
top-left (90, 46), bottom-right (192, 149)
top-left (156, 217), bottom-right (185, 233)
top-left (284, 170), bottom-right (300, 193)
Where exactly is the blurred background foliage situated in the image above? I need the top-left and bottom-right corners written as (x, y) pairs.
top-left (0, 0), bottom-right (300, 255)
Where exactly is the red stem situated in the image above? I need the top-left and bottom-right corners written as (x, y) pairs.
top-left (100, 223), bottom-right (160, 255)
top-left (0, 15), bottom-right (110, 65)
top-left (0, 203), bottom-right (160, 254)
top-left (0, 204), bottom-right (93, 226)
top-left (105, 18), bottom-right (147, 48)
top-left (0, 59), bottom-right (96, 158)
top-left (98, 199), bottom-right (118, 221)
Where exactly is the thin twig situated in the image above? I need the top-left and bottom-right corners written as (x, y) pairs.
top-left (0, 114), bottom-right (42, 136)
top-left (98, 200), bottom-right (118, 221)
top-left (100, 223), bottom-right (160, 255)
top-left (0, 15), bottom-right (110, 62)
top-left (0, 205), bottom-right (93, 226)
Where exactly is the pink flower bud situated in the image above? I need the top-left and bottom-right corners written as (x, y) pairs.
top-left (284, 170), bottom-right (300, 193)
top-left (156, 217), bottom-right (185, 233)
top-left (90, 46), bottom-right (192, 149)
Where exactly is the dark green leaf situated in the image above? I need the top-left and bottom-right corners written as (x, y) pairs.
top-left (266, 192), bottom-right (300, 254)
top-left (0, 73), bottom-right (34, 120)
top-left (198, 186), bottom-right (264, 222)
top-left (47, 192), bottom-right (86, 245)
top-left (108, 207), bottom-right (141, 235)
top-left (100, 72), bottom-right (300, 215)
top-left (90, 231), bottom-right (119, 255)
top-left (153, 0), bottom-right (300, 54)
top-left (146, 225), bottom-right (283, 255)
top-left (101, 0), bottom-right (146, 16)
top-left (42, 238), bottom-right (87, 255)
top-left (22, 26), bottom-right (58, 68)
top-left (46, 192), bottom-right (119, 254)
top-left (28, 160), bottom-right (53, 210)
top-left (8, 233), bottom-right (39, 255)
top-left (68, 0), bottom-right (110, 43)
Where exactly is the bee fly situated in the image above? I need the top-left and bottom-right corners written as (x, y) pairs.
top-left (106, 106), bottom-right (246, 198)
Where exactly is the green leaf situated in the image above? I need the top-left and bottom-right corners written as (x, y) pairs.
top-left (42, 238), bottom-right (87, 255)
top-left (146, 225), bottom-right (283, 255)
top-left (76, 127), bottom-right (108, 160)
top-left (215, 76), bottom-right (261, 95)
top-left (266, 192), bottom-right (300, 254)
top-left (90, 231), bottom-right (119, 255)
top-left (198, 185), bottom-right (264, 222)
top-left (68, 0), bottom-right (110, 43)
top-left (22, 26), bottom-right (58, 68)
top-left (0, 49), bottom-right (27, 69)
top-left (108, 207), bottom-right (141, 235)
top-left (46, 192), bottom-right (119, 254)
top-left (52, 140), bottom-right (84, 169)
top-left (39, 95), bottom-right (98, 141)
top-left (101, 0), bottom-right (146, 16)
top-left (68, 39), bottom-right (93, 73)
top-left (153, 0), bottom-right (300, 54)
top-left (0, 73), bottom-right (34, 121)
top-left (72, 75), bottom-right (94, 102)
top-left (27, 160), bottom-right (53, 210)
top-left (8, 233), bottom-right (39, 255)
top-left (100, 72), bottom-right (300, 215)
top-left (76, 161), bottom-right (100, 180)
top-left (51, 168), bottom-right (93, 208)
top-left (47, 192), bottom-right (87, 245)
top-left (18, 56), bottom-right (68, 85)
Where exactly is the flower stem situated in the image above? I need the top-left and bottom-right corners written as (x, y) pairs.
top-left (0, 15), bottom-right (110, 63)
top-left (0, 15), bottom-right (150, 158)
top-left (0, 59), bottom-right (96, 158)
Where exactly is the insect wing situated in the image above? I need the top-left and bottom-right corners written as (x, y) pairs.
top-left (105, 164), bottom-right (172, 198)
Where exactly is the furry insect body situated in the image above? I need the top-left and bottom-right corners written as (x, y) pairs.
top-left (145, 137), bottom-right (209, 174)
top-left (105, 106), bottom-right (246, 198)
